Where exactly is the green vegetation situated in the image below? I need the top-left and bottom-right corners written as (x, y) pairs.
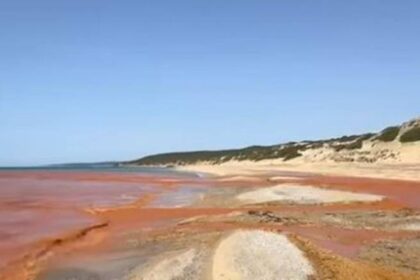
top-left (375, 126), bottom-right (400, 142)
top-left (333, 138), bottom-right (363, 151)
top-left (128, 131), bottom-right (379, 166)
top-left (400, 127), bottom-right (420, 143)
top-left (359, 133), bottom-right (376, 141)
top-left (331, 133), bottom-right (374, 152)
top-left (128, 143), bottom-right (306, 166)
top-left (276, 145), bottom-right (304, 160)
top-left (331, 134), bottom-right (363, 143)
top-left (128, 132), bottom-right (377, 166)
top-left (126, 120), bottom-right (419, 166)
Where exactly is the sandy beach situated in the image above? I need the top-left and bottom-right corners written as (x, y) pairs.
top-left (175, 160), bottom-right (420, 182)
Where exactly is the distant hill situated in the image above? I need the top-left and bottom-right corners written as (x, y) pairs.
top-left (126, 117), bottom-right (420, 167)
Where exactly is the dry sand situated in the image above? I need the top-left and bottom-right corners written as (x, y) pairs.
top-left (268, 176), bottom-right (304, 181)
top-left (217, 175), bottom-right (263, 182)
top-left (237, 184), bottom-right (383, 205)
top-left (175, 159), bottom-right (420, 182)
top-left (212, 230), bottom-right (314, 280)
top-left (132, 249), bottom-right (197, 280)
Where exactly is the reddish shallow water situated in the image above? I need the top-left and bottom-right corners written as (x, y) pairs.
top-left (0, 170), bottom-right (200, 272)
top-left (2, 169), bottom-right (420, 280)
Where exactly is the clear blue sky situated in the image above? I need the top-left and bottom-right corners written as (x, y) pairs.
top-left (1, 0), bottom-right (419, 166)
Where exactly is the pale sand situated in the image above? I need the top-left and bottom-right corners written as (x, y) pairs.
top-left (212, 230), bottom-right (314, 280)
top-left (131, 248), bottom-right (197, 280)
top-left (268, 176), bottom-right (304, 181)
top-left (398, 223), bottom-right (420, 231)
top-left (174, 141), bottom-right (420, 181)
top-left (237, 184), bottom-right (383, 205)
top-left (175, 160), bottom-right (420, 181)
top-left (218, 175), bottom-right (263, 182)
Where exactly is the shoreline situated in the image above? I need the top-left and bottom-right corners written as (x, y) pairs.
top-left (174, 161), bottom-right (420, 182)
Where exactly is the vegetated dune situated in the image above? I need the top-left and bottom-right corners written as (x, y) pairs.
top-left (126, 117), bottom-right (420, 180)
top-left (128, 117), bottom-right (420, 166)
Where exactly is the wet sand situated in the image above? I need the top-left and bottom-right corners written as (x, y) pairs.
top-left (1, 169), bottom-right (420, 279)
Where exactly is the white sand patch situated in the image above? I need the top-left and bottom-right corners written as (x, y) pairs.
top-left (132, 248), bottom-right (196, 280)
top-left (237, 184), bottom-right (383, 204)
top-left (398, 222), bottom-right (420, 231)
top-left (212, 230), bottom-right (314, 280)
top-left (219, 175), bottom-right (262, 182)
top-left (269, 176), bottom-right (303, 181)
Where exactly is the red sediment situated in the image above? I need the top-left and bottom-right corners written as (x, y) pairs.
top-left (178, 220), bottom-right (418, 259)
top-left (0, 170), bottom-right (194, 279)
top-left (300, 175), bottom-right (420, 209)
top-left (259, 201), bottom-right (404, 214)
top-left (1, 169), bottom-right (420, 279)
top-left (283, 224), bottom-right (418, 258)
top-left (0, 221), bottom-right (109, 280)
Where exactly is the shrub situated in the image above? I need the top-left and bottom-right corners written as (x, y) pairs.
top-left (277, 145), bottom-right (303, 161)
top-left (333, 138), bottom-right (364, 151)
top-left (375, 126), bottom-right (400, 142)
top-left (400, 127), bottom-right (420, 143)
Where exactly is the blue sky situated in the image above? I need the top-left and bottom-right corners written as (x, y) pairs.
top-left (1, 0), bottom-right (419, 166)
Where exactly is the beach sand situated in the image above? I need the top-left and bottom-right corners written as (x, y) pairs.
top-left (176, 160), bottom-right (420, 181)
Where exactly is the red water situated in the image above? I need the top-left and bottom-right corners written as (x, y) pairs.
top-left (0, 170), bottom-right (194, 272)
top-left (2, 169), bottom-right (420, 280)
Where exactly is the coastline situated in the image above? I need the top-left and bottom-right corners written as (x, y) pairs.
top-left (174, 161), bottom-right (420, 182)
